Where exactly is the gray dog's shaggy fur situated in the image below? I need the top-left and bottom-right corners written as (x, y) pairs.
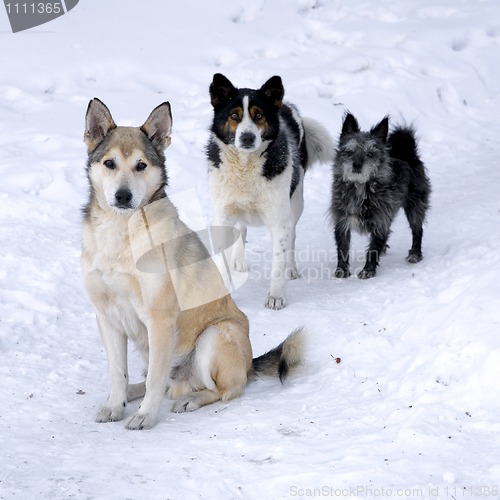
top-left (331, 113), bottom-right (431, 279)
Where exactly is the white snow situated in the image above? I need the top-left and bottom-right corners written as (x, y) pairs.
top-left (1, 0), bottom-right (500, 499)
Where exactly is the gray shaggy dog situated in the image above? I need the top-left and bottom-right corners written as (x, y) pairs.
top-left (331, 113), bottom-right (431, 279)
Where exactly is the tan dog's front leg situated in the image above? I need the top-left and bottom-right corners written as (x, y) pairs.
top-left (95, 313), bottom-right (129, 423)
top-left (126, 307), bottom-right (176, 430)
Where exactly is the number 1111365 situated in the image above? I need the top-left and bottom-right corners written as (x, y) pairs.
top-left (5, 2), bottom-right (63, 15)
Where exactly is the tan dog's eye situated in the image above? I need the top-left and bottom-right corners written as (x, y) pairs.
top-left (103, 159), bottom-right (115, 170)
top-left (136, 161), bottom-right (147, 172)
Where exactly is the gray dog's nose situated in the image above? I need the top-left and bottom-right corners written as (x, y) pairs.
top-left (352, 161), bottom-right (363, 173)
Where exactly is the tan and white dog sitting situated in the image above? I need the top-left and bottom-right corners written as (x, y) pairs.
top-left (81, 98), bottom-right (303, 429)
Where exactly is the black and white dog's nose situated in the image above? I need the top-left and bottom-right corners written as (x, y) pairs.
top-left (115, 188), bottom-right (133, 207)
top-left (239, 131), bottom-right (256, 149)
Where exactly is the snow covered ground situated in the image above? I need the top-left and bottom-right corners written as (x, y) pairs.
top-left (1, 0), bottom-right (500, 498)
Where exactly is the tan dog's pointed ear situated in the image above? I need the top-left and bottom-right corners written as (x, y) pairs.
top-left (141, 102), bottom-right (172, 151)
top-left (84, 98), bottom-right (116, 152)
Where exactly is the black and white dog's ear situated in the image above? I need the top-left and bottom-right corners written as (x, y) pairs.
top-left (141, 102), bottom-right (173, 151)
top-left (341, 113), bottom-right (360, 137)
top-left (371, 116), bottom-right (389, 143)
top-left (84, 98), bottom-right (116, 152)
top-left (209, 73), bottom-right (237, 109)
top-left (259, 75), bottom-right (284, 109)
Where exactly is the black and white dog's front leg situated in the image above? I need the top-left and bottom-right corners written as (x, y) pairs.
top-left (286, 182), bottom-right (304, 280)
top-left (232, 221), bottom-right (247, 272)
top-left (266, 222), bottom-right (290, 310)
top-left (212, 214), bottom-right (247, 273)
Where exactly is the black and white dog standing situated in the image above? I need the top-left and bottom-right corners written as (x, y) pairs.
top-left (331, 113), bottom-right (431, 279)
top-left (207, 73), bottom-right (333, 309)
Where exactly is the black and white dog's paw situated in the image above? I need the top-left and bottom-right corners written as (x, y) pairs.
top-left (265, 295), bottom-right (286, 310)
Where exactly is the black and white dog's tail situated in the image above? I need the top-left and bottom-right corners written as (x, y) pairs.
top-left (388, 125), bottom-right (422, 167)
top-left (252, 327), bottom-right (305, 383)
top-left (302, 117), bottom-right (335, 170)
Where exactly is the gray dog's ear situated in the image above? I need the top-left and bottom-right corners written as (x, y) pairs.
top-left (84, 98), bottom-right (116, 152)
top-left (341, 113), bottom-right (360, 137)
top-left (141, 102), bottom-right (173, 151)
top-left (371, 116), bottom-right (389, 143)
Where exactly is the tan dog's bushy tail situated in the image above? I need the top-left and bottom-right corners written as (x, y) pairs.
top-left (252, 327), bottom-right (305, 382)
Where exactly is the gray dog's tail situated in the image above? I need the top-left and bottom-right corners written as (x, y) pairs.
top-left (302, 117), bottom-right (335, 170)
top-left (388, 125), bottom-right (422, 166)
top-left (252, 327), bottom-right (305, 383)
